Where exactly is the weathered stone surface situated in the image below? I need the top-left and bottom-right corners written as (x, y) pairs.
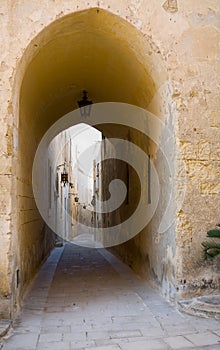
top-left (0, 0), bottom-right (219, 319)
top-left (163, 0), bottom-right (178, 14)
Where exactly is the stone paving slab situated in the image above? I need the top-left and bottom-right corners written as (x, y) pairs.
top-left (185, 331), bottom-right (220, 347)
top-left (163, 335), bottom-right (194, 349)
top-left (0, 244), bottom-right (220, 350)
top-left (1, 333), bottom-right (39, 348)
top-left (119, 339), bottom-right (169, 350)
top-left (86, 346), bottom-right (120, 350)
top-left (37, 341), bottom-right (71, 350)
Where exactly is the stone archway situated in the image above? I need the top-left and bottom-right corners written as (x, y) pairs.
top-left (0, 1), bottom-right (219, 324)
top-left (10, 8), bottom-right (173, 317)
top-left (2, 6), bottom-right (178, 321)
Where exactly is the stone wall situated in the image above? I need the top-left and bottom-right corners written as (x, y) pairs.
top-left (0, 0), bottom-right (219, 318)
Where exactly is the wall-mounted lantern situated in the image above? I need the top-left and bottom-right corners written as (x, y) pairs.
top-left (77, 90), bottom-right (93, 118)
top-left (61, 168), bottom-right (68, 187)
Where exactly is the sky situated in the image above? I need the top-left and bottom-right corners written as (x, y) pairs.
top-left (67, 123), bottom-right (102, 203)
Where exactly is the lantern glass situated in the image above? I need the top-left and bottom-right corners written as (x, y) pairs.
top-left (78, 90), bottom-right (93, 118)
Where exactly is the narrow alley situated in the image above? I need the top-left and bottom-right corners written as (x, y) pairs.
top-left (1, 244), bottom-right (220, 350)
top-left (1, 4), bottom-right (220, 350)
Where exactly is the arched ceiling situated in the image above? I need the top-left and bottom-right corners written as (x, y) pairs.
top-left (19, 8), bottom-right (167, 141)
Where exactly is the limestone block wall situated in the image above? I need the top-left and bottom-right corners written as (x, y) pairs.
top-left (168, 3), bottom-right (220, 296)
top-left (0, 0), bottom-right (219, 318)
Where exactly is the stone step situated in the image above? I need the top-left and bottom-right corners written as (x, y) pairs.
top-left (178, 294), bottom-right (220, 319)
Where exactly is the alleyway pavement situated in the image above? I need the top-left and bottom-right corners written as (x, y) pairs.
top-left (1, 243), bottom-right (220, 350)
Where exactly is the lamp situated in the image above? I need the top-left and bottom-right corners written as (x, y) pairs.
top-left (77, 90), bottom-right (93, 118)
top-left (61, 168), bottom-right (68, 187)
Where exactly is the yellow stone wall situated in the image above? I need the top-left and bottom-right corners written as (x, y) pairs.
top-left (0, 0), bottom-right (219, 317)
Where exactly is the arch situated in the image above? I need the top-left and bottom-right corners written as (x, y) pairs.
top-left (14, 8), bottom-right (167, 135)
top-left (10, 7), bottom-right (174, 313)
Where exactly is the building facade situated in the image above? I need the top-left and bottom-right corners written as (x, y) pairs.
top-left (0, 0), bottom-right (219, 320)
